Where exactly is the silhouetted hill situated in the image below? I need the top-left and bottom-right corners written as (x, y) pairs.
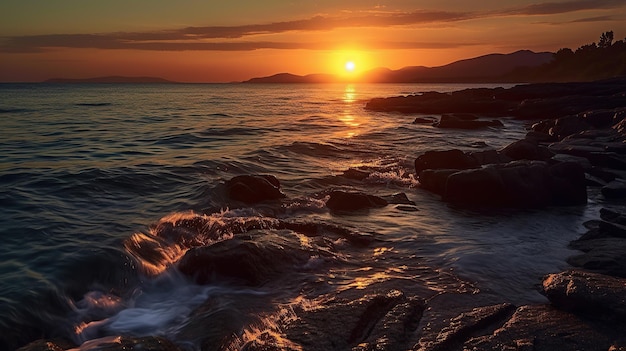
top-left (244, 50), bottom-right (553, 83)
top-left (245, 73), bottom-right (335, 83)
top-left (44, 76), bottom-right (176, 83)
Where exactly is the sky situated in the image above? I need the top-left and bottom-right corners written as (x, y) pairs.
top-left (1, 0), bottom-right (625, 82)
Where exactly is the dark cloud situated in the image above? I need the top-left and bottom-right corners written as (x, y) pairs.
top-left (2, 1), bottom-right (624, 53)
top-left (504, 0), bottom-right (624, 15)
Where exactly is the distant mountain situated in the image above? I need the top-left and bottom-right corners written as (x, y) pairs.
top-left (244, 50), bottom-right (554, 83)
top-left (44, 76), bottom-right (176, 83)
top-left (245, 73), bottom-right (335, 84)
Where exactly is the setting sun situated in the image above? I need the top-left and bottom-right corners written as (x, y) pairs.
top-left (345, 61), bottom-right (355, 72)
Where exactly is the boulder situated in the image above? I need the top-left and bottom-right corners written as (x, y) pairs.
top-left (602, 180), bottom-right (626, 199)
top-left (582, 109), bottom-right (620, 129)
top-left (543, 270), bottom-right (626, 320)
top-left (418, 169), bottom-right (459, 195)
top-left (549, 115), bottom-right (593, 140)
top-left (468, 149), bottom-right (511, 165)
top-left (342, 168), bottom-right (371, 181)
top-left (500, 139), bottom-right (553, 161)
top-left (326, 190), bottom-right (388, 212)
top-left (435, 114), bottom-right (503, 129)
top-left (412, 116), bottom-right (437, 124)
top-left (601, 208), bottom-right (626, 226)
top-left (567, 238), bottom-right (626, 278)
top-left (178, 234), bottom-right (307, 285)
top-left (464, 305), bottom-right (618, 351)
top-left (414, 149), bottom-right (479, 174)
top-left (442, 161), bottom-right (586, 208)
top-left (225, 174), bottom-right (285, 204)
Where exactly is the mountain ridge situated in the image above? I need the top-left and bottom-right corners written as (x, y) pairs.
top-left (245, 50), bottom-right (554, 83)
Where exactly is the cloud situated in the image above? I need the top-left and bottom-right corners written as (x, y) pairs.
top-left (2, 1), bottom-right (624, 53)
top-left (503, 0), bottom-right (624, 15)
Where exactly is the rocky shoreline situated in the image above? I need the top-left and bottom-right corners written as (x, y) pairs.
top-left (20, 78), bottom-right (626, 351)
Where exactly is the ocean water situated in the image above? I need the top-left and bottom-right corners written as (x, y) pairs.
top-left (0, 83), bottom-right (599, 350)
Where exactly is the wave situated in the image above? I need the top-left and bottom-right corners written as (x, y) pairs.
top-left (0, 108), bottom-right (35, 113)
top-left (75, 103), bottom-right (112, 107)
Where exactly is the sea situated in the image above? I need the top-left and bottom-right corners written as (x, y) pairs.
top-left (0, 83), bottom-right (602, 350)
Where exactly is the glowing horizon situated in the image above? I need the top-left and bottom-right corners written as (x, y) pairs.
top-left (1, 1), bottom-right (625, 82)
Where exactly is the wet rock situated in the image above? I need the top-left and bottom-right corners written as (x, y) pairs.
top-left (326, 190), bottom-right (388, 212)
top-left (435, 114), bottom-right (504, 129)
top-left (543, 270), bottom-right (626, 320)
top-left (567, 238), bottom-right (626, 278)
top-left (412, 116), bottom-right (437, 124)
top-left (602, 180), bottom-right (626, 199)
top-left (416, 303), bottom-right (515, 351)
top-left (381, 192), bottom-right (415, 205)
top-left (225, 174), bottom-right (285, 204)
top-left (468, 149), bottom-right (511, 165)
top-left (464, 305), bottom-right (618, 351)
top-left (414, 149), bottom-right (479, 174)
top-left (501, 138), bottom-right (554, 161)
top-left (342, 168), bottom-right (371, 181)
top-left (442, 161), bottom-right (587, 207)
top-left (16, 339), bottom-right (75, 351)
top-left (583, 109), bottom-right (622, 129)
top-left (178, 233), bottom-right (307, 285)
top-left (37, 337), bottom-right (181, 351)
top-left (418, 169), bottom-right (459, 195)
top-left (284, 289), bottom-right (425, 351)
top-left (601, 208), bottom-right (626, 225)
top-left (549, 115), bottom-right (593, 140)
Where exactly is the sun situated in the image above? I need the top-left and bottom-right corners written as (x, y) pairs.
top-left (345, 61), bottom-right (356, 72)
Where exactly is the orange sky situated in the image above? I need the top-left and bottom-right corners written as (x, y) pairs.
top-left (1, 0), bottom-right (625, 82)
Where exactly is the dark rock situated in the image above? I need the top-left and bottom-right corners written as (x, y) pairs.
top-left (435, 114), bottom-right (503, 129)
top-left (549, 115), bottom-right (593, 140)
top-left (16, 339), bottom-right (75, 351)
top-left (418, 169), bottom-right (459, 195)
top-left (342, 168), bottom-right (371, 181)
top-left (32, 337), bottom-right (181, 351)
top-left (381, 192), bottom-right (415, 205)
top-left (225, 174), bottom-right (285, 204)
top-left (468, 149), bottom-right (511, 165)
top-left (531, 119), bottom-right (555, 134)
top-left (442, 161), bottom-right (587, 207)
top-left (284, 289), bottom-right (424, 351)
top-left (412, 116), bottom-right (437, 124)
top-left (396, 205), bottom-right (419, 212)
top-left (601, 208), bottom-right (626, 225)
top-left (326, 190), bottom-right (388, 212)
top-left (414, 149), bottom-right (480, 174)
top-left (525, 130), bottom-right (557, 142)
top-left (178, 234), bottom-right (307, 285)
top-left (567, 238), bottom-right (626, 278)
top-left (552, 153), bottom-right (592, 170)
top-left (582, 109), bottom-right (620, 129)
top-left (464, 305), bottom-right (618, 351)
top-left (543, 270), bottom-right (626, 320)
top-left (602, 180), bottom-right (626, 199)
top-left (416, 303), bottom-right (515, 351)
top-left (501, 138), bottom-right (554, 161)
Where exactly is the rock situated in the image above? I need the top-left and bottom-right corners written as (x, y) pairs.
top-left (567, 238), bottom-right (626, 278)
top-left (602, 180), bottom-right (626, 199)
top-left (549, 115), bottom-right (593, 140)
top-left (500, 139), bottom-right (554, 161)
top-left (30, 337), bottom-right (181, 351)
top-left (435, 114), bottom-right (504, 129)
top-left (412, 116), bottom-right (437, 124)
top-left (525, 130), bottom-right (557, 143)
top-left (582, 109), bottom-right (620, 129)
top-left (284, 289), bottom-right (424, 351)
top-left (16, 339), bottom-right (75, 351)
top-left (178, 234), bottom-right (307, 285)
top-left (601, 208), bottom-right (626, 226)
top-left (543, 270), bottom-right (626, 320)
top-left (552, 153), bottom-right (592, 170)
top-left (468, 149), bottom-right (511, 165)
top-left (442, 161), bottom-right (587, 207)
top-left (342, 168), bottom-right (371, 181)
top-left (464, 305), bottom-right (618, 351)
top-left (381, 192), bottom-right (415, 205)
top-left (326, 190), bottom-right (388, 212)
top-left (225, 175), bottom-right (285, 204)
top-left (414, 149), bottom-right (480, 174)
top-left (416, 303), bottom-right (515, 351)
top-left (418, 169), bottom-right (459, 195)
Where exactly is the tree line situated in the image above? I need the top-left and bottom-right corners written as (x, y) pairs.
top-left (509, 31), bottom-right (626, 82)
